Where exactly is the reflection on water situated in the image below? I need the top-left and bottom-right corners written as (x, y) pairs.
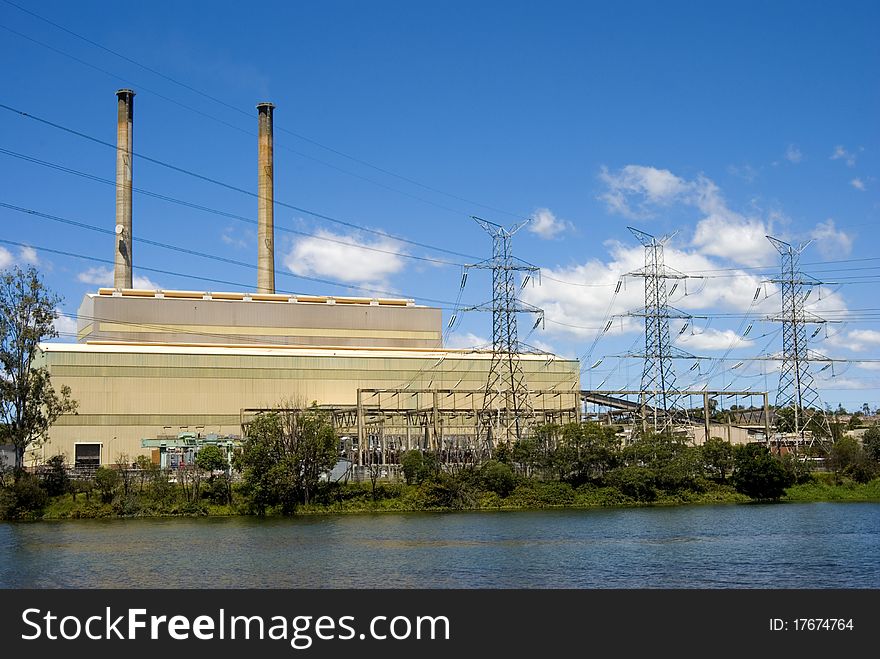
top-left (1, 503), bottom-right (878, 588)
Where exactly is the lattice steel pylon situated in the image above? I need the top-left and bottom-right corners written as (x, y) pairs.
top-left (624, 227), bottom-right (695, 434)
top-left (766, 235), bottom-right (832, 452)
top-left (462, 216), bottom-right (543, 449)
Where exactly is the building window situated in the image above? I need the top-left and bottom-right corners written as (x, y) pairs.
top-left (74, 443), bottom-right (101, 467)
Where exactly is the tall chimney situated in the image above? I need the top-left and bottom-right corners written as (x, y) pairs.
top-left (114, 89), bottom-right (135, 289)
top-left (256, 102), bottom-right (275, 293)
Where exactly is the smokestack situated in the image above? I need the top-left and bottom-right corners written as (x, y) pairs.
top-left (114, 89), bottom-right (135, 289)
top-left (257, 102), bottom-right (275, 294)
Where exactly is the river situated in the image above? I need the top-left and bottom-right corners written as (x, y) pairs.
top-left (1, 502), bottom-right (877, 588)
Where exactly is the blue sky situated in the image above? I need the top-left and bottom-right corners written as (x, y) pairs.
top-left (1, 0), bottom-right (878, 410)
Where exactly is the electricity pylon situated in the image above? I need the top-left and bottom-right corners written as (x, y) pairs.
top-left (462, 216), bottom-right (543, 449)
top-left (766, 235), bottom-right (832, 451)
top-left (624, 227), bottom-right (695, 433)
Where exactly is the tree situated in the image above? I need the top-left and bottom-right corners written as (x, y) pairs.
top-left (862, 426), bottom-right (880, 463)
top-left (400, 450), bottom-right (425, 485)
top-left (195, 444), bottom-right (231, 504)
top-left (701, 437), bottom-right (734, 483)
top-left (480, 460), bottom-right (516, 496)
top-left (606, 465), bottom-right (657, 501)
top-left (0, 266), bottom-right (77, 471)
top-left (195, 445), bottom-right (227, 473)
top-left (40, 454), bottom-right (70, 496)
top-left (93, 466), bottom-right (120, 503)
top-left (238, 404), bottom-right (338, 514)
top-left (828, 436), bottom-right (877, 483)
top-left (732, 444), bottom-right (794, 500)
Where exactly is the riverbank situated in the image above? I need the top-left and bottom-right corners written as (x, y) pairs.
top-left (27, 474), bottom-right (880, 520)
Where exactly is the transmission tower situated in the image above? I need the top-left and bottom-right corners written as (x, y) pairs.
top-left (766, 235), bottom-right (832, 451)
top-left (624, 227), bottom-right (695, 434)
top-left (462, 216), bottom-right (543, 449)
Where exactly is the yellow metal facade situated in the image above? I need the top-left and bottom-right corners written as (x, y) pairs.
top-left (34, 343), bottom-right (580, 465)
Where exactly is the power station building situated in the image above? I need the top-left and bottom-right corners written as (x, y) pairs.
top-left (31, 90), bottom-right (581, 467)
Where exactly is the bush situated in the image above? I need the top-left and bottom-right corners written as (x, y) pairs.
top-left (606, 466), bottom-right (657, 501)
top-left (400, 450), bottom-right (440, 485)
top-left (94, 467), bottom-right (121, 503)
top-left (732, 444), bottom-right (794, 500)
top-left (202, 474), bottom-right (233, 504)
top-left (195, 445), bottom-right (227, 473)
top-left (480, 460), bottom-right (516, 497)
top-left (862, 426), bottom-right (880, 462)
top-left (419, 473), bottom-right (477, 509)
top-left (779, 454), bottom-right (814, 485)
top-left (0, 473), bottom-right (49, 519)
top-left (40, 454), bottom-right (70, 497)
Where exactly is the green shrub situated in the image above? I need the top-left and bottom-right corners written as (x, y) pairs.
top-left (94, 467), bottom-right (121, 503)
top-left (0, 473), bottom-right (49, 519)
top-left (480, 460), bottom-right (516, 497)
top-left (732, 444), bottom-right (793, 500)
top-left (606, 466), bottom-right (657, 501)
top-left (40, 454), bottom-right (70, 497)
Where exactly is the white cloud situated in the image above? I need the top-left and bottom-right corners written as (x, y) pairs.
top-left (284, 230), bottom-right (406, 287)
top-left (692, 215), bottom-right (776, 267)
top-left (528, 208), bottom-right (571, 239)
top-left (445, 332), bottom-right (490, 349)
top-left (52, 311), bottom-right (78, 338)
top-left (785, 144), bottom-right (802, 163)
top-left (833, 329), bottom-right (880, 353)
top-left (675, 328), bottom-right (754, 351)
top-left (598, 165), bottom-right (687, 218)
top-left (221, 226), bottom-right (251, 248)
top-left (133, 275), bottom-right (162, 290)
top-left (77, 266), bottom-right (161, 290)
top-left (77, 266), bottom-right (113, 286)
top-left (810, 219), bottom-right (852, 259)
top-left (19, 246), bottom-right (38, 264)
top-left (850, 329), bottom-right (880, 346)
top-left (598, 164), bottom-right (778, 267)
top-left (830, 145), bottom-right (858, 167)
top-left (0, 246), bottom-right (39, 269)
top-left (815, 377), bottom-right (876, 390)
top-left (527, 338), bottom-right (561, 356)
top-left (850, 178), bottom-right (866, 191)
top-left (522, 239), bottom-right (775, 342)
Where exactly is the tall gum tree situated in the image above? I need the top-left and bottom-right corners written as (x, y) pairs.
top-left (0, 266), bottom-right (77, 472)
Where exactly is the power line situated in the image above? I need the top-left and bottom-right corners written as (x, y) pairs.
top-left (0, 147), bottom-right (464, 268)
top-left (0, 102), bottom-right (481, 261)
top-left (0, 236), bottom-right (466, 308)
top-left (0, 144), bottom-right (636, 290)
top-left (0, 21), bottom-right (487, 220)
top-left (1, 0), bottom-right (524, 220)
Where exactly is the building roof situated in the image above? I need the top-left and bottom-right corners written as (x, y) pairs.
top-left (39, 340), bottom-right (570, 362)
top-left (92, 288), bottom-right (419, 307)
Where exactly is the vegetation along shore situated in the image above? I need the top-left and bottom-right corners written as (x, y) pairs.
top-left (3, 413), bottom-right (879, 520)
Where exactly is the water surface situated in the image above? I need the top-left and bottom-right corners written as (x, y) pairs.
top-left (1, 503), bottom-right (877, 588)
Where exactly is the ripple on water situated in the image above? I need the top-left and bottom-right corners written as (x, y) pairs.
top-left (0, 503), bottom-right (878, 588)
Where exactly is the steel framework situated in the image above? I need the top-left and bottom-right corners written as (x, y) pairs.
top-left (624, 227), bottom-right (695, 433)
top-left (766, 235), bottom-right (832, 450)
top-left (461, 217), bottom-right (543, 447)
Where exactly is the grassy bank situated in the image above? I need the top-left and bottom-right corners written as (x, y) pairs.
top-left (25, 476), bottom-right (879, 520)
top-left (783, 473), bottom-right (880, 502)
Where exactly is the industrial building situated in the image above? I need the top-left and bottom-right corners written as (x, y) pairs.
top-left (31, 89), bottom-right (581, 467)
